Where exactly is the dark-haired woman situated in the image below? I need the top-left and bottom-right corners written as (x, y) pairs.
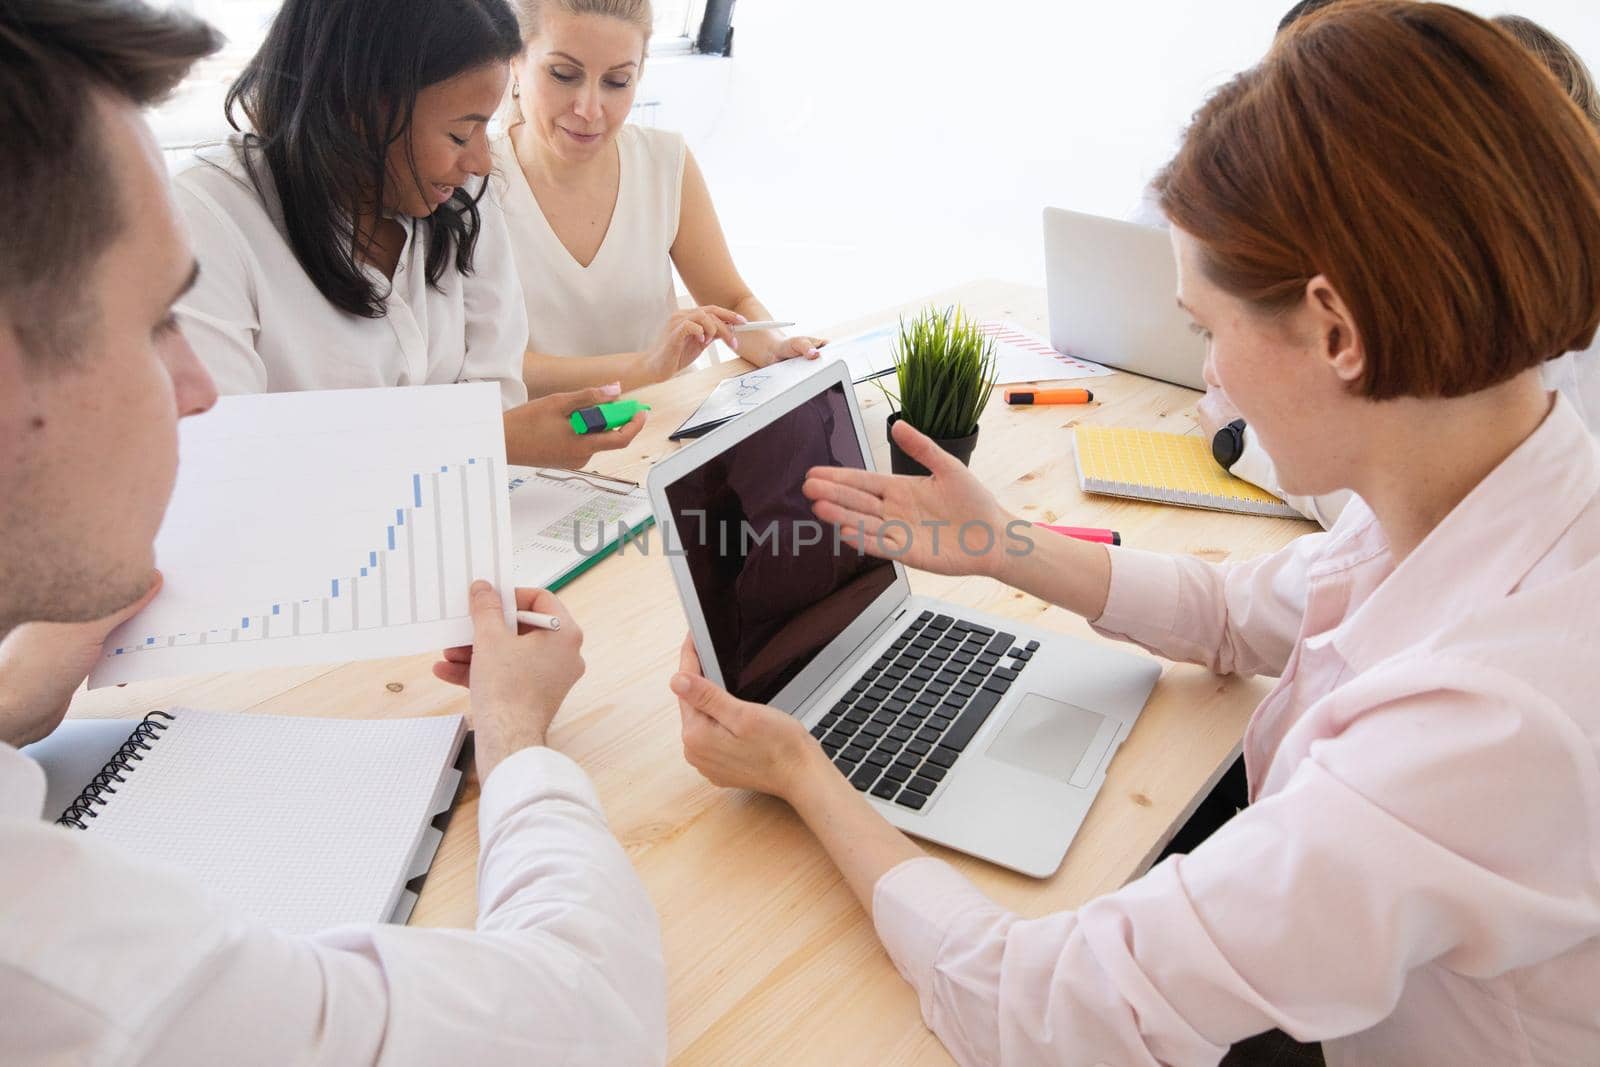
top-left (670, 4), bottom-right (1600, 1064)
top-left (174, 0), bottom-right (639, 467)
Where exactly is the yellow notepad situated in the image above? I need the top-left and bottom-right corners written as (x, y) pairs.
top-left (1073, 426), bottom-right (1302, 518)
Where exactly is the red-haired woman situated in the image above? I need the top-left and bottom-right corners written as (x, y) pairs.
top-left (672, 4), bottom-right (1600, 1064)
top-left (1197, 6), bottom-right (1600, 529)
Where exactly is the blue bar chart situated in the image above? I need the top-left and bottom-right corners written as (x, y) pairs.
top-left (90, 384), bottom-right (514, 688)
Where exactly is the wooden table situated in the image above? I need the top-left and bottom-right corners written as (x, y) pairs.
top-left (69, 280), bottom-right (1314, 1065)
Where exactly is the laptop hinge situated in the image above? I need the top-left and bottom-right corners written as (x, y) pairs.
top-left (794, 599), bottom-right (912, 716)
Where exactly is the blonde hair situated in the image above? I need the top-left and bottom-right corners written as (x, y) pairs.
top-left (1494, 15), bottom-right (1600, 131)
top-left (513, 0), bottom-right (653, 43)
top-left (503, 0), bottom-right (653, 124)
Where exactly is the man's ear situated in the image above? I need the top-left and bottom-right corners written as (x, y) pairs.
top-left (1306, 274), bottom-right (1364, 385)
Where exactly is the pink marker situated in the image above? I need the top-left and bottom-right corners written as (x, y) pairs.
top-left (1039, 524), bottom-right (1121, 546)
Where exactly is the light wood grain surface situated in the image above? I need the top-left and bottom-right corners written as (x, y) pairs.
top-left (67, 280), bottom-right (1314, 1065)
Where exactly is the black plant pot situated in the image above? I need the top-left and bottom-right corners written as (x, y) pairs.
top-left (887, 412), bottom-right (980, 477)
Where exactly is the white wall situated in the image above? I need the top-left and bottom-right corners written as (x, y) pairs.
top-left (150, 1), bottom-right (1599, 333)
top-left (658, 1), bottom-right (1600, 332)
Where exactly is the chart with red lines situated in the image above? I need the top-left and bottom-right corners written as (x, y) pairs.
top-left (977, 321), bottom-right (1114, 384)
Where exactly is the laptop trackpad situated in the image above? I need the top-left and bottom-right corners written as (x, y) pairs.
top-left (985, 693), bottom-right (1107, 784)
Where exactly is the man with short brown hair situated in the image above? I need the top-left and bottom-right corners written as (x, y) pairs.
top-left (0, 3), bottom-right (665, 1062)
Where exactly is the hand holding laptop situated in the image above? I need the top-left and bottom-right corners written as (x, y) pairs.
top-left (671, 633), bottom-right (929, 904)
top-left (672, 635), bottom-right (816, 799)
top-left (802, 418), bottom-right (1016, 579)
top-left (649, 363), bottom-right (1158, 876)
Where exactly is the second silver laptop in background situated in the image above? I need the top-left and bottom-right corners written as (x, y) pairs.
top-left (1043, 206), bottom-right (1207, 391)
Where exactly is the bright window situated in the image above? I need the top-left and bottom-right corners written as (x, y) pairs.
top-left (652, 0), bottom-right (706, 50)
top-left (150, 0), bottom-right (708, 147)
top-left (159, 0), bottom-right (704, 71)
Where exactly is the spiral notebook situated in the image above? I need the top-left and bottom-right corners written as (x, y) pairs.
top-left (25, 709), bottom-right (468, 934)
top-left (508, 466), bottom-right (654, 591)
top-left (1073, 425), bottom-right (1303, 518)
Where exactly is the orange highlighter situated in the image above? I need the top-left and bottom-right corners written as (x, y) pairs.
top-left (1005, 387), bottom-right (1094, 405)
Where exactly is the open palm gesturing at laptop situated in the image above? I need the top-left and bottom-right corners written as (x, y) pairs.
top-left (803, 418), bottom-right (1017, 578)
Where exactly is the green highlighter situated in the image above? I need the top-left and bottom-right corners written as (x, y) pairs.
top-left (570, 399), bottom-right (650, 435)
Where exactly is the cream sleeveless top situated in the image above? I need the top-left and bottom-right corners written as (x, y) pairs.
top-left (493, 125), bottom-right (685, 358)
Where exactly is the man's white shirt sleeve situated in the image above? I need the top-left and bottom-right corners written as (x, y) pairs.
top-left (0, 743), bottom-right (666, 1066)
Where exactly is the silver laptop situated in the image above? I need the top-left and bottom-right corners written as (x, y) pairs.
top-left (1044, 206), bottom-right (1208, 390)
top-left (647, 361), bottom-right (1160, 877)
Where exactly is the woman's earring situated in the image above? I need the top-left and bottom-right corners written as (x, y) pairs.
top-left (511, 81), bottom-right (521, 99)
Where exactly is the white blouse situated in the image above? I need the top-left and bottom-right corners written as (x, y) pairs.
top-left (174, 137), bottom-right (529, 410)
top-left (493, 125), bottom-right (684, 358)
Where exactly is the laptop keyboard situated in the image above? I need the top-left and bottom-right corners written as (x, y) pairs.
top-left (809, 610), bottom-right (1038, 812)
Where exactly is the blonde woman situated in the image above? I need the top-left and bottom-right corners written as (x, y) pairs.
top-left (495, 0), bottom-right (824, 396)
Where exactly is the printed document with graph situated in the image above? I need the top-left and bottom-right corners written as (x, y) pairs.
top-left (89, 384), bottom-right (515, 688)
top-left (507, 467), bottom-right (654, 592)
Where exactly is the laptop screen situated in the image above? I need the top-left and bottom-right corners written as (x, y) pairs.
top-left (663, 381), bottom-right (896, 705)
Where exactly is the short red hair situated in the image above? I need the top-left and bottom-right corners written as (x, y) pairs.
top-left (1156, 1), bottom-right (1600, 400)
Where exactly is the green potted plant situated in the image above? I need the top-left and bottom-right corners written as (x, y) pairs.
top-left (879, 306), bottom-right (998, 476)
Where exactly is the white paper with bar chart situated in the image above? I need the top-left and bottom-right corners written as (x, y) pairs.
top-left (89, 384), bottom-right (514, 687)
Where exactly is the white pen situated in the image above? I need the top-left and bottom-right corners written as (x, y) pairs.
top-left (729, 320), bottom-right (795, 333)
top-left (516, 610), bottom-right (562, 632)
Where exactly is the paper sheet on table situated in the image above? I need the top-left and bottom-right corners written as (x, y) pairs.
top-left (978, 321), bottom-right (1114, 384)
top-left (672, 319), bottom-right (1113, 439)
top-left (671, 323), bottom-right (900, 438)
top-left (815, 323), bottom-right (901, 382)
top-left (822, 320), bottom-right (1112, 385)
top-left (669, 357), bottom-right (822, 439)
top-left (506, 466), bottom-right (653, 590)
